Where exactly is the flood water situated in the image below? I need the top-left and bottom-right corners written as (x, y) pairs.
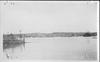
top-left (3, 37), bottom-right (97, 60)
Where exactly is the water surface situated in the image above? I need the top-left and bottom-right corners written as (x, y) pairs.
top-left (3, 37), bottom-right (97, 60)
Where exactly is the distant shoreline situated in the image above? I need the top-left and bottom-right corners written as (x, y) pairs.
top-left (3, 32), bottom-right (97, 38)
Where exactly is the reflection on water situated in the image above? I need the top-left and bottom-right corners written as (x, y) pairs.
top-left (3, 37), bottom-right (97, 60)
top-left (3, 40), bottom-right (25, 59)
top-left (3, 41), bottom-right (25, 50)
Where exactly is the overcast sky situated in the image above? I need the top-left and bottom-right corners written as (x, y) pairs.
top-left (0, 1), bottom-right (97, 33)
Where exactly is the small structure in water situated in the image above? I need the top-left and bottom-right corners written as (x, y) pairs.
top-left (3, 33), bottom-right (25, 50)
top-left (3, 33), bottom-right (25, 43)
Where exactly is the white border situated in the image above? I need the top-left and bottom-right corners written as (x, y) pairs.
top-left (97, 1), bottom-right (99, 62)
top-left (0, 1), bottom-right (99, 62)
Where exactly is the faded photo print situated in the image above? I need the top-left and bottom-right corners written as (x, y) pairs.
top-left (0, 1), bottom-right (99, 62)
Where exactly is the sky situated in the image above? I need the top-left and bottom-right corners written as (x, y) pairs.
top-left (0, 1), bottom-right (98, 33)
